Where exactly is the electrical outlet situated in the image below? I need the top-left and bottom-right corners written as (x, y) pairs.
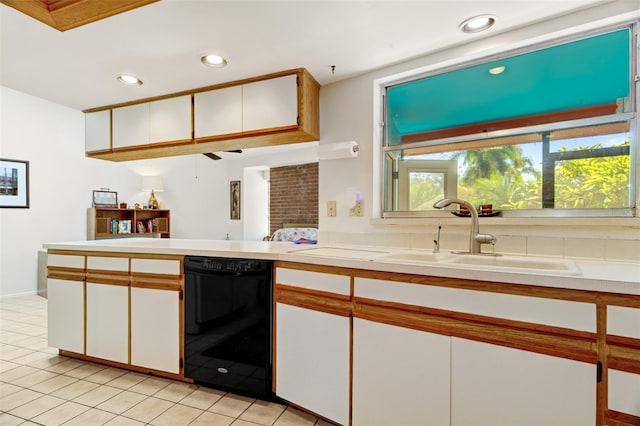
top-left (349, 200), bottom-right (364, 216)
top-left (327, 200), bottom-right (337, 217)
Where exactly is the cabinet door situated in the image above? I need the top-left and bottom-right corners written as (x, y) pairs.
top-left (149, 95), bottom-right (191, 143)
top-left (609, 369), bottom-right (640, 417)
top-left (130, 287), bottom-right (180, 373)
top-left (85, 110), bottom-right (110, 152)
top-left (86, 283), bottom-right (129, 363)
top-left (47, 279), bottom-right (84, 353)
top-left (276, 303), bottom-right (349, 425)
top-left (194, 86), bottom-right (242, 137)
top-left (451, 337), bottom-right (595, 426)
top-left (352, 318), bottom-right (450, 426)
top-left (112, 103), bottom-right (149, 148)
top-left (242, 74), bottom-right (298, 131)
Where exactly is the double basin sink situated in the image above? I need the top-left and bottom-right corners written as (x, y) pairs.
top-left (287, 246), bottom-right (581, 276)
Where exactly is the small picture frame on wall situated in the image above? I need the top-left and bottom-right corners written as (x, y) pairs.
top-left (0, 158), bottom-right (29, 208)
top-left (230, 180), bottom-right (240, 220)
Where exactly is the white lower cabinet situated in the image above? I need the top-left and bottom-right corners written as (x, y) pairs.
top-left (130, 287), bottom-right (180, 373)
top-left (451, 337), bottom-right (595, 426)
top-left (352, 319), bottom-right (451, 426)
top-left (609, 369), bottom-right (640, 417)
top-left (275, 303), bottom-right (350, 425)
top-left (86, 283), bottom-right (129, 364)
top-left (47, 278), bottom-right (84, 354)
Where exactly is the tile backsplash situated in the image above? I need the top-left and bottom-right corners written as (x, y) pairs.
top-left (319, 221), bottom-right (640, 262)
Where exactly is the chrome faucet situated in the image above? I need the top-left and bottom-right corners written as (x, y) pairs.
top-left (433, 198), bottom-right (496, 254)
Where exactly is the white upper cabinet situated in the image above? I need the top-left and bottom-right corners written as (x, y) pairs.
top-left (194, 86), bottom-right (242, 137)
top-left (242, 74), bottom-right (298, 131)
top-left (112, 96), bottom-right (191, 149)
top-left (112, 103), bottom-right (149, 149)
top-left (149, 95), bottom-right (192, 143)
top-left (85, 110), bottom-right (110, 152)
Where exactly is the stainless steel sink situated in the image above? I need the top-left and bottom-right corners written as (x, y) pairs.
top-left (445, 254), bottom-right (581, 275)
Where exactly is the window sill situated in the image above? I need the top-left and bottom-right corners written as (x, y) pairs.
top-left (371, 216), bottom-right (640, 228)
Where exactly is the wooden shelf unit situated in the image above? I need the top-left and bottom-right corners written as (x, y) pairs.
top-left (87, 208), bottom-right (170, 239)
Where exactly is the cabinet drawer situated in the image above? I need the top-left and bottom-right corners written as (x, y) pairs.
top-left (87, 256), bottom-right (129, 272)
top-left (608, 306), bottom-right (640, 339)
top-left (48, 254), bottom-right (84, 269)
top-left (355, 278), bottom-right (595, 332)
top-left (276, 268), bottom-right (350, 295)
top-left (131, 258), bottom-right (181, 275)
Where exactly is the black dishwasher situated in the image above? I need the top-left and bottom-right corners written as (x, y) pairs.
top-left (184, 256), bottom-right (274, 400)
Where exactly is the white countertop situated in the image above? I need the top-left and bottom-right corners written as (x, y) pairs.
top-left (44, 238), bottom-right (640, 295)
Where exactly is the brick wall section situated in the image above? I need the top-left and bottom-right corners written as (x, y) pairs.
top-left (269, 162), bottom-right (318, 235)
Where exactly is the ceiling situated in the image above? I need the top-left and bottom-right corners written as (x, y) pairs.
top-left (0, 0), bottom-right (618, 112)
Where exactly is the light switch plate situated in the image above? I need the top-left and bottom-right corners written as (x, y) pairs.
top-left (327, 200), bottom-right (337, 217)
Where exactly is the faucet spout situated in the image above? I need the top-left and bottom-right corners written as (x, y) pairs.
top-left (433, 198), bottom-right (495, 254)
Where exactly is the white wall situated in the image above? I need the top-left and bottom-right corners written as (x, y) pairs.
top-left (243, 167), bottom-right (269, 241)
top-left (0, 87), bottom-right (142, 296)
top-left (0, 87), bottom-right (318, 296)
top-left (317, 4), bottom-right (640, 261)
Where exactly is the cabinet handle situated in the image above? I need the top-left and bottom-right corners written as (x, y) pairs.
top-left (596, 360), bottom-right (603, 383)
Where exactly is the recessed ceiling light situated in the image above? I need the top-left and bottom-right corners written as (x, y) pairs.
top-left (459, 14), bottom-right (496, 33)
top-left (117, 74), bottom-right (142, 85)
top-left (201, 54), bottom-right (228, 68)
top-left (489, 66), bottom-right (506, 75)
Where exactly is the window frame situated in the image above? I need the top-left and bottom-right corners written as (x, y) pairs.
top-left (376, 21), bottom-right (639, 219)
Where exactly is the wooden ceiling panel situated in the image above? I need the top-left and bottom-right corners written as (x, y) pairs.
top-left (0, 0), bottom-right (158, 31)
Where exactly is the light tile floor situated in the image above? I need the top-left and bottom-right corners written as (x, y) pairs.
top-left (0, 295), bottom-right (332, 426)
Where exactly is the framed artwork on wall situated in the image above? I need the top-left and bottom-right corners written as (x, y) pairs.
top-left (0, 158), bottom-right (29, 208)
top-left (230, 180), bottom-right (240, 220)
top-left (92, 190), bottom-right (118, 207)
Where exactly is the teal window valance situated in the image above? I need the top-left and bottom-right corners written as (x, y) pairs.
top-left (386, 29), bottom-right (630, 146)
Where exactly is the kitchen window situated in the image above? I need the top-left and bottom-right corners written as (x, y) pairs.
top-left (381, 24), bottom-right (637, 218)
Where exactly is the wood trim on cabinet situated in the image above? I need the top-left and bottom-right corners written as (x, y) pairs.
top-left (130, 278), bottom-right (182, 292)
top-left (276, 260), bottom-right (362, 277)
top-left (606, 409), bottom-right (640, 426)
top-left (597, 304), bottom-right (608, 426)
top-left (47, 268), bottom-right (85, 282)
top-left (111, 138), bottom-right (195, 153)
top-left (130, 270), bottom-right (182, 281)
top-left (85, 274), bottom-right (130, 286)
top-left (91, 128), bottom-right (318, 162)
top-left (608, 345), bottom-right (640, 374)
top-left (354, 300), bottom-right (597, 365)
top-left (275, 283), bottom-right (351, 302)
top-left (351, 267), bottom-right (640, 307)
top-left (58, 349), bottom-right (191, 383)
top-left (275, 287), bottom-right (352, 317)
